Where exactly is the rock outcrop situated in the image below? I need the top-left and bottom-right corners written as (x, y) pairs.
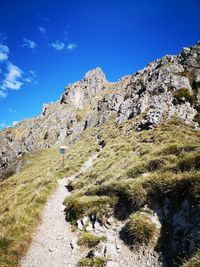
top-left (1, 42), bottom-right (200, 180)
top-left (60, 67), bottom-right (107, 108)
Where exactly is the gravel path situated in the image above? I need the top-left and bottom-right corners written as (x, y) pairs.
top-left (20, 154), bottom-right (98, 267)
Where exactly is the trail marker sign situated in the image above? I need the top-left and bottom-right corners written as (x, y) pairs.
top-left (60, 146), bottom-right (68, 168)
top-left (60, 148), bottom-right (65, 154)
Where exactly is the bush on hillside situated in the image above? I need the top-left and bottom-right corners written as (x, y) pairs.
top-left (193, 113), bottom-right (200, 125)
top-left (174, 88), bottom-right (196, 104)
top-left (120, 212), bottom-right (159, 247)
top-left (77, 232), bottom-right (106, 248)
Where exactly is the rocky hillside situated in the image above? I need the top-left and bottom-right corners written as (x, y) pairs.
top-left (1, 42), bottom-right (200, 181)
top-left (0, 43), bottom-right (200, 182)
top-left (0, 42), bottom-right (200, 267)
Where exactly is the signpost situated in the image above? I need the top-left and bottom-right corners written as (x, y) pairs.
top-left (60, 146), bottom-right (68, 168)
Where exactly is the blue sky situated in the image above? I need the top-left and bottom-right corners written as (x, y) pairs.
top-left (0, 0), bottom-right (200, 128)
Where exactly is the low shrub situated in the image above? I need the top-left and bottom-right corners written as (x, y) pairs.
top-left (175, 153), bottom-right (200, 172)
top-left (0, 237), bottom-right (12, 253)
top-left (120, 212), bottom-right (159, 247)
top-left (146, 158), bottom-right (165, 172)
top-left (89, 180), bottom-right (147, 211)
top-left (77, 257), bottom-right (106, 267)
top-left (174, 88), bottom-right (196, 104)
top-left (77, 232), bottom-right (106, 248)
top-left (161, 144), bottom-right (196, 156)
top-left (193, 113), bottom-right (200, 125)
top-left (76, 114), bottom-right (82, 122)
top-left (64, 195), bottom-right (115, 223)
top-left (126, 165), bottom-right (145, 178)
top-left (143, 172), bottom-right (200, 205)
top-left (182, 249), bottom-right (200, 267)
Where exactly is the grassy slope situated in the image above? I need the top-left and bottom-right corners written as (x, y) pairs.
top-left (1, 116), bottom-right (200, 267)
top-left (64, 117), bottom-right (200, 267)
top-left (0, 129), bottom-right (98, 267)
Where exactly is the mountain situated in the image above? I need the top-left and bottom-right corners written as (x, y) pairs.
top-left (1, 42), bottom-right (200, 181)
top-left (0, 42), bottom-right (200, 267)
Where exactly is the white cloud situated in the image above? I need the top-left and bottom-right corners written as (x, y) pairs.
top-left (23, 38), bottom-right (37, 49)
top-left (67, 43), bottom-right (77, 51)
top-left (0, 44), bottom-right (9, 62)
top-left (49, 41), bottom-right (77, 52)
top-left (0, 42), bottom-right (35, 98)
top-left (29, 70), bottom-right (36, 77)
top-left (37, 26), bottom-right (47, 37)
top-left (50, 40), bottom-right (65, 51)
top-left (24, 70), bottom-right (37, 85)
top-left (3, 64), bottom-right (23, 90)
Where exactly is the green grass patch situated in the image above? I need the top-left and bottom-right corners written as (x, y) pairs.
top-left (193, 113), bottom-right (200, 125)
top-left (77, 232), bottom-right (106, 248)
top-left (120, 212), bottom-right (159, 247)
top-left (77, 257), bottom-right (106, 267)
top-left (64, 195), bottom-right (115, 224)
top-left (174, 88), bottom-right (196, 104)
top-left (182, 249), bottom-right (200, 267)
top-left (0, 127), bottom-right (99, 267)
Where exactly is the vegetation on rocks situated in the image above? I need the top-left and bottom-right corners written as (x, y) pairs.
top-left (77, 257), bottom-right (106, 267)
top-left (77, 232), bottom-right (106, 248)
top-left (182, 249), bottom-right (200, 267)
top-left (193, 112), bottom-right (200, 124)
top-left (64, 117), bottom-right (200, 266)
top-left (174, 88), bottom-right (196, 104)
top-left (64, 195), bottom-right (115, 224)
top-left (120, 212), bottom-right (159, 247)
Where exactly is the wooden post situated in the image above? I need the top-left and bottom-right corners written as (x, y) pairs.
top-left (62, 153), bottom-right (64, 169)
top-left (60, 146), bottom-right (67, 169)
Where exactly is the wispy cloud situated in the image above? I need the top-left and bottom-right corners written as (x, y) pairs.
top-left (49, 40), bottom-right (77, 52)
top-left (24, 70), bottom-right (37, 85)
top-left (67, 43), bottom-right (77, 51)
top-left (3, 64), bottom-right (24, 90)
top-left (37, 26), bottom-right (47, 38)
top-left (0, 44), bottom-right (9, 62)
top-left (23, 38), bottom-right (37, 49)
top-left (49, 40), bottom-right (65, 51)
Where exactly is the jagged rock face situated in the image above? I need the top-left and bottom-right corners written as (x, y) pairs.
top-left (1, 42), bottom-right (200, 180)
top-left (96, 43), bottom-right (200, 128)
top-left (60, 67), bottom-right (106, 109)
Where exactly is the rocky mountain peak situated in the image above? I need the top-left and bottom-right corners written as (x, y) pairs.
top-left (83, 67), bottom-right (106, 84)
top-left (60, 67), bottom-right (106, 109)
